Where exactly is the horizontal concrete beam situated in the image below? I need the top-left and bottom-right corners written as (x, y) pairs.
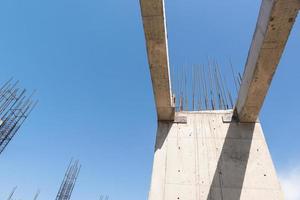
top-left (235, 0), bottom-right (300, 122)
top-left (140, 0), bottom-right (175, 121)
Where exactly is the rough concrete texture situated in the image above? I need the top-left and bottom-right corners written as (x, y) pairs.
top-left (140, 0), bottom-right (175, 121)
top-left (149, 110), bottom-right (283, 200)
top-left (235, 0), bottom-right (300, 122)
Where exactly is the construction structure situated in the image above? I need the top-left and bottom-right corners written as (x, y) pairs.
top-left (0, 79), bottom-right (37, 155)
top-left (4, 187), bottom-right (40, 200)
top-left (55, 160), bottom-right (81, 200)
top-left (33, 189), bottom-right (40, 200)
top-left (140, 0), bottom-right (299, 199)
top-left (6, 186), bottom-right (17, 200)
top-left (99, 195), bottom-right (109, 200)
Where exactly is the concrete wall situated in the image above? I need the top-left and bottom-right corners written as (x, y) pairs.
top-left (149, 110), bottom-right (283, 200)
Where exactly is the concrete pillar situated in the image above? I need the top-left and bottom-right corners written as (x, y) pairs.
top-left (149, 111), bottom-right (284, 200)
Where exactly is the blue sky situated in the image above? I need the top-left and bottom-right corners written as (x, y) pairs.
top-left (0, 0), bottom-right (299, 199)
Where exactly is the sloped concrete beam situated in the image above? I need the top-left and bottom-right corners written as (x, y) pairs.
top-left (140, 0), bottom-right (175, 121)
top-left (235, 0), bottom-right (300, 122)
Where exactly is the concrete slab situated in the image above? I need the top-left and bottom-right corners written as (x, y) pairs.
top-left (148, 110), bottom-right (283, 200)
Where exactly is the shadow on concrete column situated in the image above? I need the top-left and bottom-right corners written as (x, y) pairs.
top-left (207, 122), bottom-right (255, 200)
top-left (154, 121), bottom-right (172, 151)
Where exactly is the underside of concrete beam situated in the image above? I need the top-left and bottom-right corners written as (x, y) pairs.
top-left (140, 0), bottom-right (175, 121)
top-left (235, 0), bottom-right (300, 122)
top-left (149, 111), bottom-right (284, 200)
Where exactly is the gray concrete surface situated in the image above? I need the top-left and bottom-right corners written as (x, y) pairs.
top-left (149, 110), bottom-right (283, 200)
top-left (235, 0), bottom-right (300, 122)
top-left (140, 0), bottom-right (175, 121)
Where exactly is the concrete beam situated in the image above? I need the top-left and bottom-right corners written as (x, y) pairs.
top-left (140, 0), bottom-right (175, 121)
top-left (235, 0), bottom-right (300, 122)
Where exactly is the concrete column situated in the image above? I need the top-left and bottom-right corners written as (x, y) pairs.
top-left (149, 111), bottom-right (284, 200)
top-left (140, 0), bottom-right (175, 121)
top-left (235, 0), bottom-right (300, 122)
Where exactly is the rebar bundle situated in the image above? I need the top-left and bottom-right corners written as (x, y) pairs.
top-left (55, 160), bottom-right (81, 200)
top-left (33, 189), bottom-right (40, 200)
top-left (0, 79), bottom-right (37, 154)
top-left (172, 61), bottom-right (242, 111)
top-left (6, 186), bottom-right (17, 200)
top-left (99, 195), bottom-right (109, 200)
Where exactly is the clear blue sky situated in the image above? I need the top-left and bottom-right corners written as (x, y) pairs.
top-left (0, 0), bottom-right (299, 199)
